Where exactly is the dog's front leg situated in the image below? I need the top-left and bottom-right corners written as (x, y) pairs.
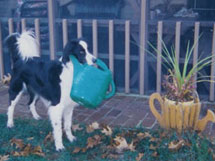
top-left (48, 105), bottom-right (65, 151)
top-left (63, 105), bottom-right (76, 143)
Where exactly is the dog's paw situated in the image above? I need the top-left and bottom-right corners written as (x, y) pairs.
top-left (56, 145), bottom-right (65, 152)
top-left (68, 135), bottom-right (76, 143)
top-left (33, 114), bottom-right (41, 120)
top-left (7, 122), bottom-right (14, 128)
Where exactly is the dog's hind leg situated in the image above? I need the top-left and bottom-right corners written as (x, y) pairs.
top-left (48, 104), bottom-right (65, 151)
top-left (63, 104), bottom-right (77, 143)
top-left (28, 90), bottom-right (41, 120)
top-left (7, 81), bottom-right (24, 128)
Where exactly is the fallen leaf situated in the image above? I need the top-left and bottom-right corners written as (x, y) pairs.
top-left (114, 136), bottom-right (129, 152)
top-left (128, 141), bottom-right (136, 152)
top-left (12, 144), bottom-right (45, 157)
top-left (86, 135), bottom-right (102, 149)
top-left (152, 151), bottom-right (158, 157)
top-left (21, 144), bottom-right (31, 156)
top-left (31, 146), bottom-right (45, 157)
top-left (150, 137), bottom-right (158, 142)
top-left (0, 155), bottom-right (9, 161)
top-left (72, 124), bottom-right (83, 132)
top-left (82, 148), bottom-right (87, 153)
top-left (168, 140), bottom-right (185, 151)
top-left (136, 153), bottom-right (144, 161)
top-left (87, 122), bottom-right (100, 133)
top-left (43, 132), bottom-right (54, 145)
top-left (137, 132), bottom-right (152, 140)
top-left (149, 144), bottom-right (157, 150)
top-left (73, 147), bottom-right (82, 154)
top-left (101, 125), bottom-right (113, 136)
top-left (10, 138), bottom-right (25, 149)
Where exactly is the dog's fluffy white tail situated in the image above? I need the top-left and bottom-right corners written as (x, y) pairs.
top-left (17, 30), bottom-right (39, 60)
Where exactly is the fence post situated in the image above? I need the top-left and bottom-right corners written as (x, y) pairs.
top-left (0, 22), bottom-right (4, 80)
top-left (34, 18), bottom-right (41, 55)
top-left (125, 20), bottom-right (130, 93)
top-left (109, 20), bottom-right (114, 77)
top-left (62, 19), bottom-right (68, 47)
top-left (156, 21), bottom-right (163, 93)
top-left (48, 0), bottom-right (56, 60)
top-left (139, 0), bottom-right (148, 95)
top-left (21, 18), bottom-right (26, 32)
top-left (210, 23), bottom-right (215, 101)
top-left (77, 19), bottom-right (82, 38)
top-left (8, 18), bottom-right (14, 34)
top-left (175, 21), bottom-right (181, 62)
top-left (92, 20), bottom-right (98, 58)
top-left (193, 22), bottom-right (200, 88)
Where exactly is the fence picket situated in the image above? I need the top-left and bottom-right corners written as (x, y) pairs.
top-left (125, 20), bottom-right (130, 93)
top-left (92, 20), bottom-right (98, 58)
top-left (193, 22), bottom-right (200, 88)
top-left (109, 20), bottom-right (114, 76)
top-left (0, 22), bottom-right (4, 80)
top-left (8, 18), bottom-right (14, 34)
top-left (77, 19), bottom-right (82, 38)
top-left (210, 23), bottom-right (215, 101)
top-left (175, 21), bottom-right (181, 62)
top-left (34, 18), bottom-right (41, 55)
top-left (62, 19), bottom-right (68, 47)
top-left (156, 21), bottom-right (163, 93)
top-left (139, 0), bottom-right (147, 95)
top-left (21, 18), bottom-right (26, 32)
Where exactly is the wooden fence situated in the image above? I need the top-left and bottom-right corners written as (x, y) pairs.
top-left (0, 0), bottom-right (215, 101)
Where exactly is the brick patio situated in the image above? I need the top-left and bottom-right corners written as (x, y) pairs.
top-left (0, 82), bottom-right (215, 138)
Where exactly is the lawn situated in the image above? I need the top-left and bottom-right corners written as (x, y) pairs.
top-left (0, 114), bottom-right (214, 161)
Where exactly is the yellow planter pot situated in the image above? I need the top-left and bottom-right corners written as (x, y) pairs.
top-left (149, 93), bottom-right (215, 133)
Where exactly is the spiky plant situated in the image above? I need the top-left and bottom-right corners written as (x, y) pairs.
top-left (149, 39), bottom-right (215, 102)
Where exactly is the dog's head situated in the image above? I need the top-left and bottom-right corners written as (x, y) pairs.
top-left (62, 39), bottom-right (96, 65)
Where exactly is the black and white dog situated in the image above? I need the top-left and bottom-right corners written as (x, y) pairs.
top-left (5, 31), bottom-right (96, 151)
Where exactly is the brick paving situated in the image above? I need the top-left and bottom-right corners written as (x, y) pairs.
top-left (0, 83), bottom-right (215, 137)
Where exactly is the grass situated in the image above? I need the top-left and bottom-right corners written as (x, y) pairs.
top-left (0, 114), bottom-right (214, 161)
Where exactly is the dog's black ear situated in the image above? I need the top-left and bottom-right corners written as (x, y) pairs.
top-left (62, 39), bottom-right (78, 64)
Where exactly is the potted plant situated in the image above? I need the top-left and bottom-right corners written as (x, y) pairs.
top-left (148, 39), bottom-right (215, 133)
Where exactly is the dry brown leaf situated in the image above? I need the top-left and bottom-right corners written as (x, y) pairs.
top-left (150, 137), bottom-right (158, 142)
top-left (86, 135), bottom-right (102, 149)
top-left (31, 146), bottom-right (45, 157)
top-left (43, 132), bottom-right (54, 145)
top-left (149, 144), bottom-right (157, 150)
top-left (168, 140), bottom-right (185, 151)
top-left (82, 148), bottom-right (87, 153)
top-left (0, 155), bottom-right (9, 161)
top-left (10, 138), bottom-right (25, 149)
top-left (101, 125), bottom-right (113, 136)
top-left (21, 144), bottom-right (31, 156)
top-left (136, 153), bottom-right (144, 161)
top-left (114, 136), bottom-right (129, 152)
top-left (152, 151), bottom-right (158, 157)
top-left (72, 124), bottom-right (83, 132)
top-left (137, 132), bottom-right (152, 140)
top-left (128, 141), bottom-right (136, 152)
top-left (12, 144), bottom-right (45, 157)
top-left (73, 147), bottom-right (82, 154)
top-left (87, 122), bottom-right (100, 133)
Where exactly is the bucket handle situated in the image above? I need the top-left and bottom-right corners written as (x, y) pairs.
top-left (105, 78), bottom-right (116, 99)
top-left (96, 59), bottom-right (115, 99)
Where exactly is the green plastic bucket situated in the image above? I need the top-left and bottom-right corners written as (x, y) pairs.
top-left (70, 56), bottom-right (115, 108)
